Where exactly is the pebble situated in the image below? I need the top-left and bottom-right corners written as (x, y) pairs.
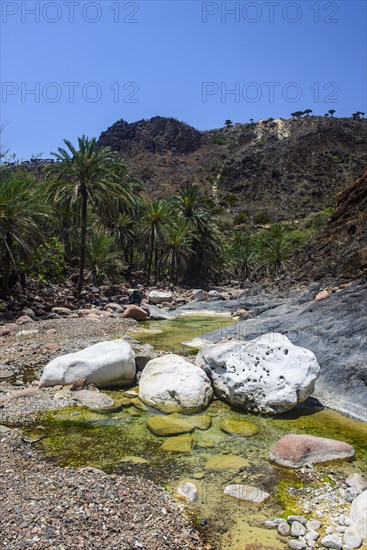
top-left (278, 522), bottom-right (291, 536)
top-left (288, 540), bottom-right (306, 550)
top-left (306, 520), bottom-right (322, 531)
top-left (288, 515), bottom-right (307, 525)
top-left (321, 535), bottom-right (343, 549)
top-left (290, 521), bottom-right (307, 537)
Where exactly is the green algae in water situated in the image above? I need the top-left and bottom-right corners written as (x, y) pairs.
top-left (135, 315), bottom-right (235, 352)
top-left (24, 399), bottom-right (367, 550)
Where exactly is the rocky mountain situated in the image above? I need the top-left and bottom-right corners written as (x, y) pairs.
top-left (98, 115), bottom-right (367, 220)
top-left (289, 170), bottom-right (367, 282)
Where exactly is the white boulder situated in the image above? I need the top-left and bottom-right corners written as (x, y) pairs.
top-left (148, 290), bottom-right (173, 304)
top-left (139, 354), bottom-right (213, 413)
top-left (196, 333), bottom-right (320, 414)
top-left (40, 341), bottom-right (136, 388)
top-left (349, 490), bottom-right (367, 540)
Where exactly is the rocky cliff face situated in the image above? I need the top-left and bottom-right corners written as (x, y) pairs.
top-left (98, 116), bottom-right (367, 220)
top-left (290, 170), bottom-right (367, 282)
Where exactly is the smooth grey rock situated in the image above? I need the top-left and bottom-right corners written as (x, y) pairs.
top-left (147, 304), bottom-right (176, 320)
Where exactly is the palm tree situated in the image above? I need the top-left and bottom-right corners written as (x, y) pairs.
top-left (0, 170), bottom-right (49, 296)
top-left (85, 229), bottom-right (124, 284)
top-left (141, 199), bottom-right (170, 282)
top-left (173, 186), bottom-right (222, 282)
top-left (231, 232), bottom-right (255, 281)
top-left (49, 136), bottom-right (134, 294)
top-left (161, 220), bottom-right (193, 283)
top-left (255, 224), bottom-right (291, 278)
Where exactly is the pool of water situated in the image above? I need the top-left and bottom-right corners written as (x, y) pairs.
top-left (20, 314), bottom-right (367, 549)
top-left (135, 313), bottom-right (236, 352)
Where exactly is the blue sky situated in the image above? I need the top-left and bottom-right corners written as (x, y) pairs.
top-left (1, 0), bottom-right (366, 159)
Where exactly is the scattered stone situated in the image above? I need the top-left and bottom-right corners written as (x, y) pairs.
top-left (39, 340), bottom-right (136, 388)
top-left (305, 530), bottom-right (320, 542)
top-left (104, 303), bottom-right (124, 312)
top-left (321, 535), bottom-right (343, 549)
top-left (278, 522), bottom-right (291, 536)
top-left (139, 354), bottom-right (213, 413)
top-left (288, 540), bottom-right (306, 550)
top-left (122, 305), bottom-right (148, 321)
top-left (148, 290), bottom-right (173, 304)
top-left (177, 482), bottom-right (198, 502)
top-left (204, 454), bottom-right (248, 471)
top-left (197, 333), bottom-right (320, 414)
top-left (290, 521), bottom-right (307, 537)
top-left (161, 435), bottom-right (193, 453)
top-left (191, 289), bottom-right (208, 302)
top-left (0, 387), bottom-right (39, 403)
top-left (315, 289), bottom-right (331, 301)
top-left (52, 307), bottom-right (72, 316)
top-left (306, 520), bottom-right (322, 531)
top-left (15, 315), bottom-right (35, 324)
top-left (346, 474), bottom-right (367, 494)
top-left (223, 484), bottom-right (270, 503)
top-left (288, 515), bottom-right (307, 525)
top-left (0, 369), bottom-right (13, 380)
top-left (146, 415), bottom-right (195, 437)
top-left (270, 434), bottom-right (355, 468)
top-left (45, 343), bottom-right (61, 352)
top-left (71, 390), bottom-right (116, 412)
top-left (219, 417), bottom-right (260, 437)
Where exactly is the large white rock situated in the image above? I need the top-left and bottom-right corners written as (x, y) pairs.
top-left (40, 341), bottom-right (136, 388)
top-left (139, 354), bottom-right (213, 413)
top-left (196, 333), bottom-right (320, 414)
top-left (148, 290), bottom-right (173, 304)
top-left (349, 490), bottom-right (367, 540)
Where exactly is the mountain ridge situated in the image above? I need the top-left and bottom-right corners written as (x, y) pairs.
top-left (98, 115), bottom-right (367, 221)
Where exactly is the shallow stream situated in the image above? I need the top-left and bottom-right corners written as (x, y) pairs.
top-left (22, 315), bottom-right (367, 549)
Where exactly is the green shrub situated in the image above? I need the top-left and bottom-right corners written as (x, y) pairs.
top-left (32, 237), bottom-right (66, 284)
top-left (253, 212), bottom-right (272, 225)
top-left (233, 212), bottom-right (249, 225)
top-left (306, 207), bottom-right (334, 230)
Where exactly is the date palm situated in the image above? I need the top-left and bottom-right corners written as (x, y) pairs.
top-left (49, 136), bottom-right (133, 294)
top-left (0, 170), bottom-right (49, 296)
top-left (141, 199), bottom-right (170, 282)
top-left (161, 220), bottom-right (193, 283)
